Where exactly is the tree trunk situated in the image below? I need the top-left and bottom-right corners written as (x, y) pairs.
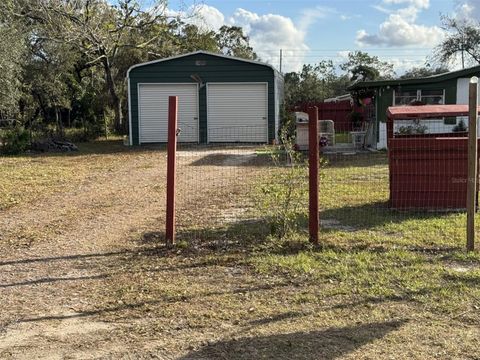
top-left (102, 57), bottom-right (123, 133)
top-left (55, 108), bottom-right (59, 136)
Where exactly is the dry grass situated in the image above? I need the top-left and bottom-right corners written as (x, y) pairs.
top-left (0, 142), bottom-right (479, 359)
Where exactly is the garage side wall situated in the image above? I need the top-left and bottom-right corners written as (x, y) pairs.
top-left (128, 54), bottom-right (277, 145)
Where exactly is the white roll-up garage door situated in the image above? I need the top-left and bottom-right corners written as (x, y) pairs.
top-left (138, 83), bottom-right (198, 143)
top-left (207, 83), bottom-right (268, 143)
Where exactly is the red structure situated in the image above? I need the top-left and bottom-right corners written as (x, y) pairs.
top-left (166, 96), bottom-right (178, 245)
top-left (294, 100), bottom-right (357, 132)
top-left (387, 105), bottom-right (480, 210)
top-left (308, 107), bottom-right (319, 244)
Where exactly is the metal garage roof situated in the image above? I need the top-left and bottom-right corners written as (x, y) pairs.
top-left (126, 51), bottom-right (281, 78)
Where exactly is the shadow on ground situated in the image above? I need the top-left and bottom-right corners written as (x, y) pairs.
top-left (21, 140), bottom-right (167, 157)
top-left (319, 201), bottom-right (464, 232)
top-left (189, 152), bottom-right (277, 168)
top-left (321, 152), bottom-right (388, 169)
top-left (179, 320), bottom-right (406, 360)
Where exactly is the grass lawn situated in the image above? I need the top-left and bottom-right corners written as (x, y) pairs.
top-left (1, 142), bottom-right (479, 358)
top-left (335, 132), bottom-right (351, 144)
top-left (0, 139), bottom-right (129, 210)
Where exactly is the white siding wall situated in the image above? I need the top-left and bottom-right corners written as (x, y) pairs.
top-left (456, 78), bottom-right (480, 136)
top-left (377, 120), bottom-right (459, 149)
top-left (377, 122), bottom-right (387, 149)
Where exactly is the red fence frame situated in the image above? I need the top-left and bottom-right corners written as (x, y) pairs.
top-left (308, 107), bottom-right (319, 244)
top-left (166, 96), bottom-right (178, 246)
top-left (387, 105), bottom-right (480, 211)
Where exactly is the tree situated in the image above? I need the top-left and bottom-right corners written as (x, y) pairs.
top-left (174, 23), bottom-right (219, 53)
top-left (284, 61), bottom-right (350, 108)
top-left (23, 39), bottom-right (78, 133)
top-left (215, 26), bottom-right (257, 60)
top-left (0, 0), bottom-right (259, 140)
top-left (435, 15), bottom-right (480, 67)
top-left (16, 0), bottom-right (172, 132)
top-left (399, 65), bottom-right (450, 79)
top-left (340, 51), bottom-right (395, 82)
top-left (0, 2), bottom-right (26, 118)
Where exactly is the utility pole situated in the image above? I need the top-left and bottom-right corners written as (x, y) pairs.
top-left (279, 49), bottom-right (283, 73)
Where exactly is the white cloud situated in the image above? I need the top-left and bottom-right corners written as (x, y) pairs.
top-left (372, 4), bottom-right (393, 14)
top-left (383, 0), bottom-right (429, 10)
top-left (297, 6), bottom-right (335, 32)
top-left (228, 8), bottom-right (309, 72)
top-left (167, 4), bottom-right (225, 31)
top-left (335, 50), bottom-right (429, 75)
top-left (386, 57), bottom-right (428, 73)
top-left (455, 1), bottom-right (480, 21)
top-left (340, 14), bottom-right (361, 21)
top-left (170, 5), bottom-right (317, 72)
top-left (357, 0), bottom-right (444, 47)
top-left (194, 5), bottom-right (225, 31)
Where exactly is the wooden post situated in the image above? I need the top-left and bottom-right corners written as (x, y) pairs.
top-left (166, 96), bottom-right (178, 247)
top-left (467, 77), bottom-right (478, 252)
top-left (308, 107), bottom-right (319, 244)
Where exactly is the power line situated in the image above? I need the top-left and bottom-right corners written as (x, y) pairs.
top-left (259, 48), bottom-right (435, 52)
top-left (270, 55), bottom-right (431, 57)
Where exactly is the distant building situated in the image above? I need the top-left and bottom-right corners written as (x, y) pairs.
top-left (348, 65), bottom-right (480, 149)
top-left (127, 51), bottom-right (284, 145)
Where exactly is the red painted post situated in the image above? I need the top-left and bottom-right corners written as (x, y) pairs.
top-left (166, 96), bottom-right (178, 246)
top-left (308, 107), bottom-right (319, 244)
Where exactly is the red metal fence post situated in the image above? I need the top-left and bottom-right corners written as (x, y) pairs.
top-left (308, 107), bottom-right (319, 244)
top-left (166, 96), bottom-right (178, 246)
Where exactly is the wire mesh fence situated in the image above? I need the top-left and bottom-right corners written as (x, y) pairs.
top-left (168, 110), bottom-right (476, 252)
top-left (173, 125), bottom-right (293, 247)
top-left (319, 113), bottom-right (472, 250)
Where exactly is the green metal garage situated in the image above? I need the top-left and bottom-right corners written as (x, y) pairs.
top-left (127, 51), bottom-right (284, 145)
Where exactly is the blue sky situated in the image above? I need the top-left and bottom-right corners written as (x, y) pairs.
top-left (166, 0), bottom-right (479, 73)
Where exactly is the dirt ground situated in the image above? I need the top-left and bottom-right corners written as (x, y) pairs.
top-left (0, 145), bottom-right (271, 359)
top-left (1, 143), bottom-right (479, 359)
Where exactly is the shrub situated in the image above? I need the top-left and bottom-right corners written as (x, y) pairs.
top-left (452, 119), bottom-right (467, 133)
top-left (278, 107), bottom-right (296, 140)
top-left (63, 127), bottom-right (90, 143)
top-left (0, 127), bottom-right (30, 155)
top-left (255, 128), bottom-right (326, 238)
top-left (397, 124), bottom-right (428, 135)
top-left (349, 111), bottom-right (364, 130)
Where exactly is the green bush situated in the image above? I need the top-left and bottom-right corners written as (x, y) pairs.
top-left (0, 127), bottom-right (30, 155)
top-left (255, 128), bottom-right (308, 238)
top-left (452, 119), bottom-right (467, 133)
top-left (349, 111), bottom-right (364, 130)
top-left (397, 124), bottom-right (428, 135)
top-left (63, 127), bottom-right (91, 142)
